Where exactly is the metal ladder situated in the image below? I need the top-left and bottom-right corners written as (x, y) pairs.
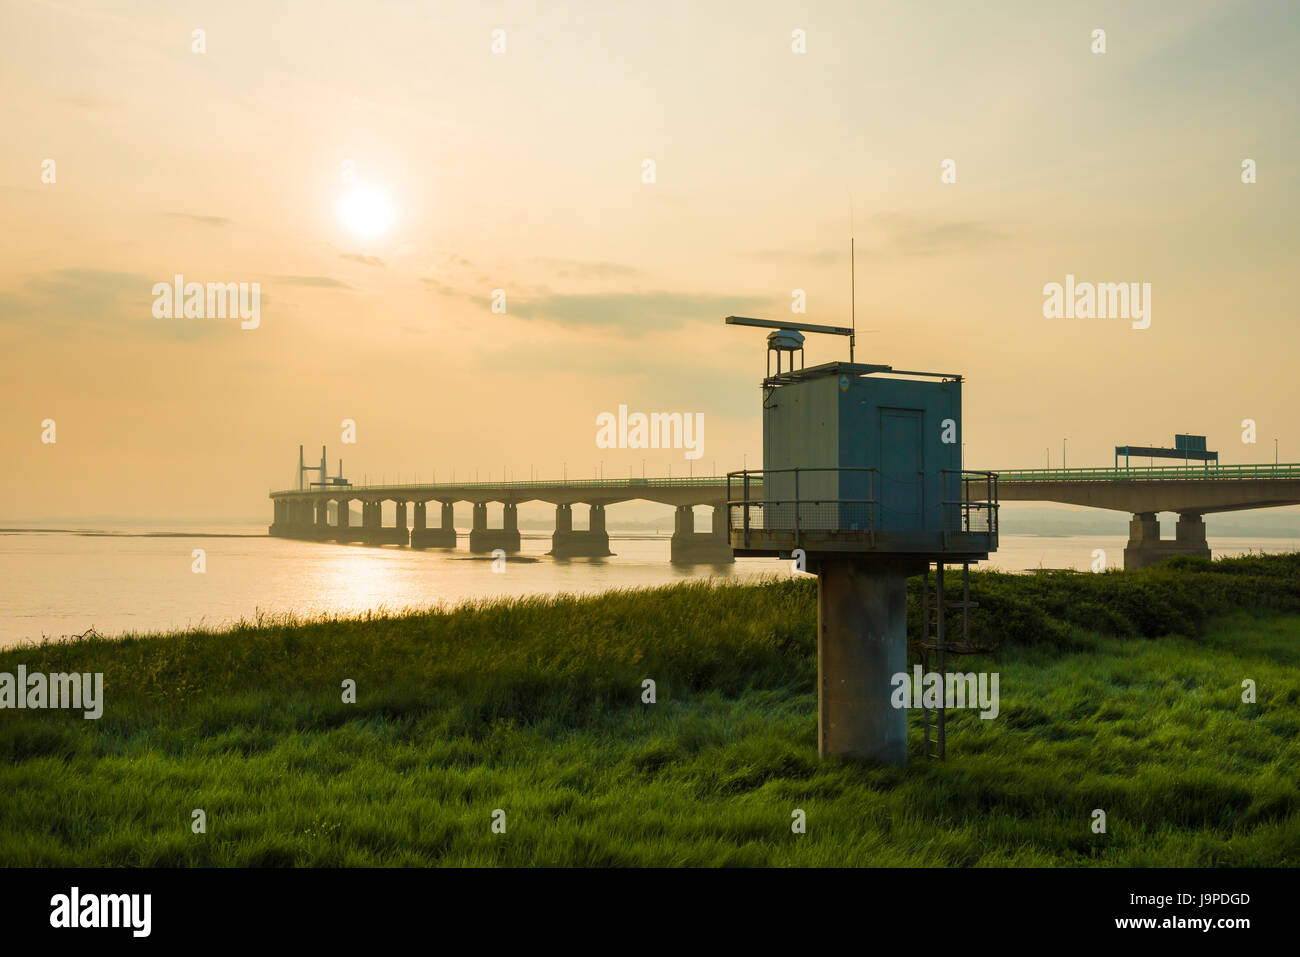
top-left (915, 562), bottom-right (981, 760)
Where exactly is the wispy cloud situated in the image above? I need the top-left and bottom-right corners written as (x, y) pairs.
top-left (751, 248), bottom-right (840, 267)
top-left (500, 290), bottom-right (772, 332)
top-left (267, 275), bottom-right (350, 289)
top-left (870, 213), bottom-right (1004, 257)
top-left (532, 258), bottom-right (644, 280)
top-left (162, 212), bottom-right (232, 227)
top-left (339, 253), bottom-right (385, 267)
top-left (0, 268), bottom-right (222, 339)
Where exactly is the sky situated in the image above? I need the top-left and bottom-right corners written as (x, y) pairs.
top-left (2, 0), bottom-right (1297, 521)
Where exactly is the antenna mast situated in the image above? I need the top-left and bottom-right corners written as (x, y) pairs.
top-left (850, 236), bottom-right (856, 363)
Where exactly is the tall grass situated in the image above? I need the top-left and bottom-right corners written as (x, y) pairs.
top-left (1, 554), bottom-right (1297, 866)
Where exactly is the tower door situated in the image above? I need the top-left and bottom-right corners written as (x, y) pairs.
top-left (879, 409), bottom-right (924, 530)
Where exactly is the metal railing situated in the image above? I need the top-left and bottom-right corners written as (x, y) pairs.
top-left (272, 463), bottom-right (1300, 498)
top-left (270, 475), bottom-right (745, 497)
top-left (942, 469), bottom-right (999, 535)
top-left (726, 468), bottom-right (878, 549)
top-left (727, 467), bottom-right (999, 552)
top-left (993, 463), bottom-right (1300, 483)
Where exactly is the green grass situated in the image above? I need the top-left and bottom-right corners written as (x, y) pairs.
top-left (2, 553), bottom-right (1299, 866)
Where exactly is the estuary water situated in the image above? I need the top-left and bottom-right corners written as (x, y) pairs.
top-left (1, 523), bottom-right (1296, 648)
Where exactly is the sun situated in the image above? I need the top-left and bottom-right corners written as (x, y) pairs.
top-left (338, 182), bottom-right (394, 239)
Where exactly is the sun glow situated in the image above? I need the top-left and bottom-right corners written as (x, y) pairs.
top-left (338, 182), bottom-right (395, 239)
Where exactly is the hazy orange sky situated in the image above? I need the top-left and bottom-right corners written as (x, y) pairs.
top-left (2, 0), bottom-right (1297, 520)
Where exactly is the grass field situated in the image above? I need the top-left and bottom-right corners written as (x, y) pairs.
top-left (2, 554), bottom-right (1298, 866)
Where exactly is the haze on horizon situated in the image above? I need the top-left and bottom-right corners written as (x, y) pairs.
top-left (2, 0), bottom-right (1297, 522)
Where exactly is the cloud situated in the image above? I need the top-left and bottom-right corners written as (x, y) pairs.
top-left (161, 212), bottom-right (232, 227)
top-left (339, 253), bottom-right (385, 267)
top-left (751, 248), bottom-right (841, 267)
top-left (267, 275), bottom-right (350, 288)
top-left (420, 277), bottom-right (459, 296)
top-left (752, 216), bottom-right (1003, 264)
top-left (0, 268), bottom-right (222, 339)
top-left (870, 213), bottom-right (1005, 256)
top-left (503, 290), bottom-right (773, 332)
top-left (532, 258), bottom-right (644, 280)
top-left (56, 94), bottom-right (115, 110)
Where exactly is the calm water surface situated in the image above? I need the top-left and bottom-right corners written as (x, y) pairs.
top-left (1, 524), bottom-right (1295, 647)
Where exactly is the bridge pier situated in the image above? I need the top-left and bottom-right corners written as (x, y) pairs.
top-left (549, 504), bottom-right (614, 558)
top-left (670, 504), bottom-right (734, 564)
top-left (1123, 511), bottom-right (1211, 569)
top-left (333, 497), bottom-right (364, 542)
top-left (359, 500), bottom-right (409, 546)
top-left (411, 501), bottom-right (458, 548)
top-left (271, 499), bottom-right (327, 540)
top-left (469, 502), bottom-right (520, 553)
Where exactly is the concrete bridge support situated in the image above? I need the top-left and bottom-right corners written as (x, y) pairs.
top-left (469, 502), bottom-right (520, 553)
top-left (411, 501), bottom-right (458, 548)
top-left (271, 500), bottom-right (326, 540)
top-left (1123, 511), bottom-right (1211, 569)
top-left (359, 500), bottom-right (409, 546)
top-left (549, 504), bottom-right (614, 558)
top-left (815, 558), bottom-right (916, 765)
top-left (333, 498), bottom-right (365, 543)
top-left (269, 499), bottom-right (286, 535)
top-left (669, 504), bottom-right (733, 564)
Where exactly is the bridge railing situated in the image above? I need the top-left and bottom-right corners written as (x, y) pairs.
top-left (994, 463), bottom-right (1300, 482)
top-left (270, 476), bottom-right (743, 496)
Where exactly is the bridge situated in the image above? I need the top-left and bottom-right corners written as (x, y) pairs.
top-left (268, 463), bottom-right (1300, 568)
top-left (269, 476), bottom-right (740, 562)
top-left (996, 463), bottom-right (1300, 568)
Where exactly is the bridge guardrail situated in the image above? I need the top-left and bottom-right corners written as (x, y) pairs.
top-left (269, 476), bottom-right (752, 496)
top-left (994, 463), bottom-right (1300, 482)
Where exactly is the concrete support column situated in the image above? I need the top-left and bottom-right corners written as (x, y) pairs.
top-left (1176, 512), bottom-right (1208, 546)
top-left (549, 502), bottom-right (612, 558)
top-left (674, 505), bottom-right (690, 535)
top-left (315, 500), bottom-right (329, 528)
top-left (670, 503), bottom-right (733, 564)
top-left (469, 502), bottom-right (520, 554)
top-left (1129, 511), bottom-right (1160, 545)
top-left (338, 499), bottom-right (351, 529)
top-left (1124, 511), bottom-right (1211, 568)
top-left (396, 501), bottom-right (407, 532)
top-left (816, 559), bottom-right (912, 764)
top-left (411, 501), bottom-right (457, 549)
